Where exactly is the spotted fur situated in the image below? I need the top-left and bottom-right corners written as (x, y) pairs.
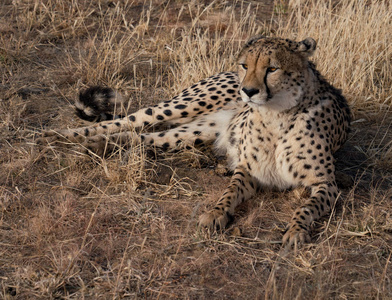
top-left (39, 36), bottom-right (351, 247)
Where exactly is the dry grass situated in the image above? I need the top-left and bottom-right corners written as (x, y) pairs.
top-left (1, 0), bottom-right (392, 299)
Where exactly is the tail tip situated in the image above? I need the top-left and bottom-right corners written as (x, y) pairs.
top-left (75, 86), bottom-right (123, 122)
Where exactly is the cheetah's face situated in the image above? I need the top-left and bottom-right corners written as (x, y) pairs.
top-left (237, 36), bottom-right (317, 112)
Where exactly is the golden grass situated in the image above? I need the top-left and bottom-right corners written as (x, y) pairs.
top-left (281, 0), bottom-right (392, 115)
top-left (1, 0), bottom-right (392, 299)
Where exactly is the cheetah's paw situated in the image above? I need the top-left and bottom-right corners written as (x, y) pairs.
top-left (36, 130), bottom-right (63, 145)
top-left (82, 135), bottom-right (115, 156)
top-left (36, 129), bottom-right (86, 145)
top-left (282, 222), bottom-right (311, 248)
top-left (198, 209), bottom-right (233, 231)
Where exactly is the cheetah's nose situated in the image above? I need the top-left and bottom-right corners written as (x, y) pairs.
top-left (242, 87), bottom-right (259, 98)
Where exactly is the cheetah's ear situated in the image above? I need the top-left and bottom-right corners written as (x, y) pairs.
top-left (297, 37), bottom-right (317, 55)
top-left (245, 34), bottom-right (265, 47)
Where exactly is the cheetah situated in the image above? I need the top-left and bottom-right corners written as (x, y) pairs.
top-left (39, 36), bottom-right (351, 247)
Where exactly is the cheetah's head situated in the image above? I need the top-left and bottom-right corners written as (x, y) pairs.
top-left (237, 36), bottom-right (317, 112)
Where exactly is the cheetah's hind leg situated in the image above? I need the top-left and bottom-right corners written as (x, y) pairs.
top-left (82, 109), bottom-right (232, 156)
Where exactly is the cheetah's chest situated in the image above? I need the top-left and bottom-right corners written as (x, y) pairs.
top-left (238, 113), bottom-right (293, 189)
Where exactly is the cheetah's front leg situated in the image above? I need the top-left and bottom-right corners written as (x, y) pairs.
top-left (198, 166), bottom-right (259, 230)
top-left (283, 181), bottom-right (338, 247)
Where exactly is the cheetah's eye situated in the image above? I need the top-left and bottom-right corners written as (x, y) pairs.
top-left (267, 67), bottom-right (278, 73)
top-left (240, 64), bottom-right (248, 70)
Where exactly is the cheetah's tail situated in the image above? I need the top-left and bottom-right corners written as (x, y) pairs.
top-left (75, 86), bottom-right (125, 122)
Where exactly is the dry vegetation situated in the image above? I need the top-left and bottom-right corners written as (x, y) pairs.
top-left (1, 0), bottom-right (392, 298)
